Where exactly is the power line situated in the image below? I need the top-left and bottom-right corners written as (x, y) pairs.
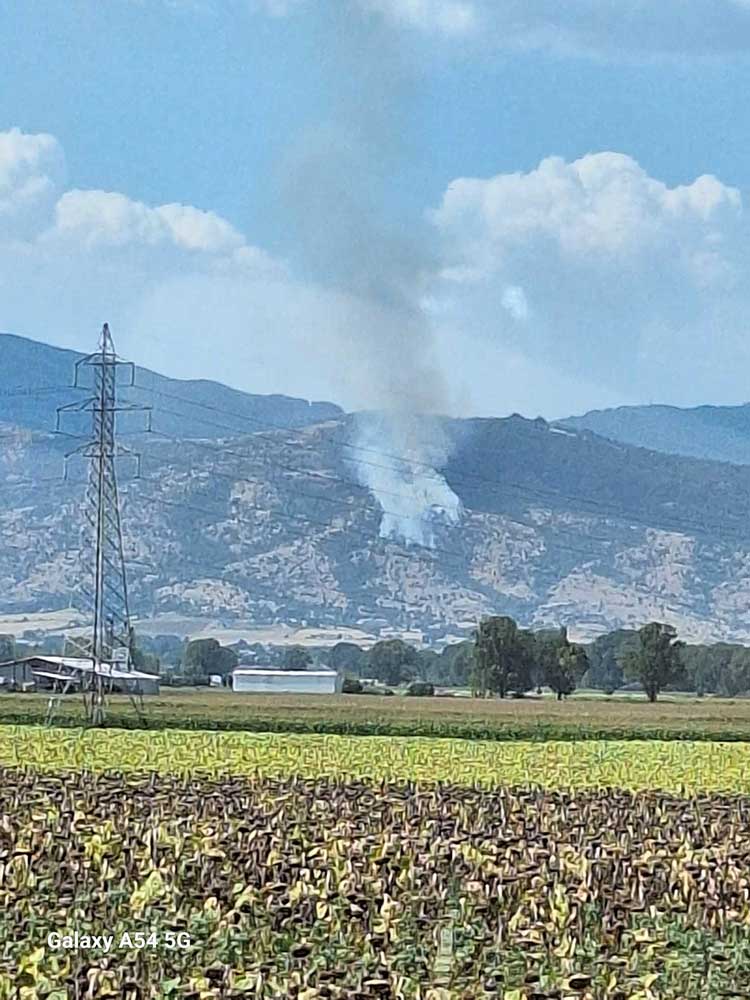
top-left (4, 375), bottom-right (748, 544)
top-left (144, 410), bottom-right (425, 504)
top-left (132, 382), bottom-right (472, 476)
top-left (133, 491), bottom-right (494, 619)
top-left (141, 427), bottom-right (608, 564)
top-left (4, 391), bottom-right (574, 575)
top-left (4, 375), bottom-right (745, 545)
top-left (4, 376), bottom-right (750, 550)
top-left (134, 404), bottom-right (747, 557)
top-left (145, 429), bottom-right (471, 560)
top-left (133, 397), bottom-right (630, 544)
top-left (0, 372), bottom-right (717, 637)
top-left (136, 472), bottom-right (467, 565)
top-left (0, 384), bottom-right (76, 399)
top-left (126, 382), bottom-right (750, 545)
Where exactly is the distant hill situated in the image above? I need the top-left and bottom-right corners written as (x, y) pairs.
top-left (8, 332), bottom-right (750, 644)
top-left (0, 332), bottom-right (343, 437)
top-left (559, 403), bottom-right (750, 465)
top-left (445, 414), bottom-right (750, 533)
top-left (5, 406), bottom-right (750, 644)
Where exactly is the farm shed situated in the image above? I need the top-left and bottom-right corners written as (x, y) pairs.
top-left (232, 667), bottom-right (341, 695)
top-left (0, 659), bottom-right (36, 691)
top-left (1, 656), bottom-right (160, 695)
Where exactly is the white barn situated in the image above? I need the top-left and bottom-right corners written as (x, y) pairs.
top-left (232, 667), bottom-right (341, 695)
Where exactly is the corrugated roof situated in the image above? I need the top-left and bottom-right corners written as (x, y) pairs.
top-left (32, 669), bottom-right (81, 683)
top-left (22, 656), bottom-right (159, 682)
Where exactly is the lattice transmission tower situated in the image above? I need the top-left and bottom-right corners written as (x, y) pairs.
top-left (51, 323), bottom-right (151, 725)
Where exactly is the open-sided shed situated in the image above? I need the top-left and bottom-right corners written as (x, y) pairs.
top-left (0, 656), bottom-right (160, 695)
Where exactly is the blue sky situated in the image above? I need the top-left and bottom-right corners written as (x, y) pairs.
top-left (3, 0), bottom-right (750, 418)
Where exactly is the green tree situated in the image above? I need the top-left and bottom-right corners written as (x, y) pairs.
top-left (533, 628), bottom-right (563, 691)
top-left (405, 681), bottom-right (435, 697)
top-left (328, 642), bottom-right (366, 677)
top-left (581, 630), bottom-right (638, 692)
top-left (622, 622), bottom-right (684, 702)
top-left (681, 642), bottom-right (742, 696)
top-left (214, 646), bottom-right (239, 676)
top-left (472, 617), bottom-right (534, 699)
top-left (556, 643), bottom-right (589, 700)
top-left (440, 641), bottom-right (475, 687)
top-left (149, 634), bottom-right (184, 665)
top-left (127, 628), bottom-right (161, 672)
top-left (416, 648), bottom-right (441, 683)
top-left (536, 627), bottom-right (589, 700)
top-left (184, 638), bottom-right (238, 679)
top-left (718, 646), bottom-right (750, 697)
top-left (282, 646), bottom-right (313, 671)
top-left (368, 639), bottom-right (419, 687)
top-left (0, 634), bottom-right (15, 663)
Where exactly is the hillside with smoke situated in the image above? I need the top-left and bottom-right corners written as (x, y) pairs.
top-left (7, 402), bottom-right (750, 643)
top-left (275, 4), bottom-right (461, 547)
top-left (350, 412), bottom-right (463, 547)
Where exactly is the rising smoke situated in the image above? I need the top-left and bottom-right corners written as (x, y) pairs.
top-left (352, 410), bottom-right (463, 547)
top-left (276, 2), bottom-right (462, 547)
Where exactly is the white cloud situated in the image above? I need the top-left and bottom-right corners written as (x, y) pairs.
top-left (0, 127), bottom-right (435, 414)
top-left (250, 0), bottom-right (303, 14)
top-left (161, 0), bottom-right (750, 52)
top-left (246, 0), bottom-right (750, 54)
top-left (5, 127), bottom-right (750, 419)
top-left (431, 152), bottom-right (750, 407)
top-left (243, 0), bottom-right (477, 35)
top-left (434, 153), bottom-right (741, 270)
top-left (0, 128), bottom-right (65, 237)
top-left (501, 285), bottom-right (529, 321)
top-left (50, 190), bottom-right (245, 254)
top-left (361, 0), bottom-right (477, 34)
top-left (481, 0), bottom-right (750, 56)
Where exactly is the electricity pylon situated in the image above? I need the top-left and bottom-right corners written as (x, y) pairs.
top-left (51, 324), bottom-right (151, 726)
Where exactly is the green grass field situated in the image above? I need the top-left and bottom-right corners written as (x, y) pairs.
top-left (3, 687), bottom-right (750, 741)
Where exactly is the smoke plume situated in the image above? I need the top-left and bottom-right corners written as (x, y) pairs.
top-left (276, 3), bottom-right (462, 547)
top-left (353, 411), bottom-right (463, 547)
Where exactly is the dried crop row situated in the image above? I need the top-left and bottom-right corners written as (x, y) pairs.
top-left (1, 769), bottom-right (750, 999)
top-left (2, 726), bottom-right (750, 794)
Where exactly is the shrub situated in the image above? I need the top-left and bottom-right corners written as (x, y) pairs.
top-left (406, 681), bottom-right (435, 697)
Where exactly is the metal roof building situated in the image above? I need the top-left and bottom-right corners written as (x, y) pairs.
top-left (0, 656), bottom-right (160, 695)
top-left (0, 659), bottom-right (36, 691)
top-left (232, 667), bottom-right (341, 695)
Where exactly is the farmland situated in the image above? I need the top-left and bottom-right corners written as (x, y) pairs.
top-left (2, 726), bottom-right (750, 997)
top-left (2, 756), bottom-right (750, 998)
top-left (4, 689), bottom-right (750, 741)
top-left (2, 727), bottom-right (750, 794)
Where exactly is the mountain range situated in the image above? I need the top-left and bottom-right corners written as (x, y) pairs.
top-left (0, 333), bottom-right (342, 438)
top-left (558, 402), bottom-right (750, 465)
top-left (3, 333), bottom-right (750, 644)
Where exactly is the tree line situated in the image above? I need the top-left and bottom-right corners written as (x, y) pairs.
top-left (3, 618), bottom-right (750, 700)
top-left (328, 620), bottom-right (750, 702)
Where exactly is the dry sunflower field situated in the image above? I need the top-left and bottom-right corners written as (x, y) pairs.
top-left (1, 728), bottom-right (750, 998)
